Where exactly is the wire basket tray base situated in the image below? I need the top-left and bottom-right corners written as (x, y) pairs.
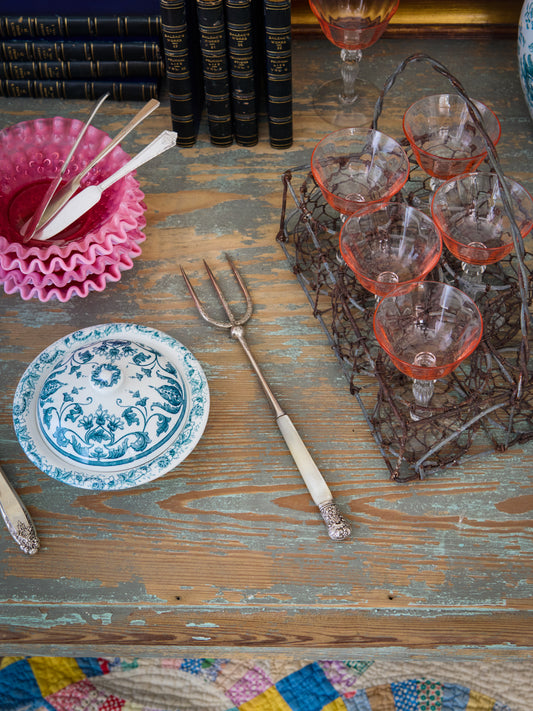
top-left (276, 162), bottom-right (533, 482)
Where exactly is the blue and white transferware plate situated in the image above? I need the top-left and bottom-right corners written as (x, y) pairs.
top-left (12, 323), bottom-right (210, 490)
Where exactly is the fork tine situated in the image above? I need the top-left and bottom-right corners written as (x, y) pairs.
top-left (203, 260), bottom-right (237, 325)
top-left (225, 253), bottom-right (253, 324)
top-left (180, 265), bottom-right (231, 327)
top-left (181, 256), bottom-right (254, 329)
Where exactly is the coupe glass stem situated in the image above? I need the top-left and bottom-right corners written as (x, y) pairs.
top-left (460, 260), bottom-right (486, 300)
top-left (410, 351), bottom-right (436, 420)
top-left (412, 378), bottom-right (435, 406)
top-left (339, 49), bottom-right (362, 105)
top-left (410, 378), bottom-right (435, 421)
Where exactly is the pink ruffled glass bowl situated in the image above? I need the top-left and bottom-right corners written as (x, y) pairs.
top-left (0, 117), bottom-right (147, 302)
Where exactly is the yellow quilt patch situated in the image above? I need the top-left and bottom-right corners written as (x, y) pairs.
top-left (465, 689), bottom-right (496, 710)
top-left (28, 657), bottom-right (86, 697)
top-left (322, 698), bottom-right (348, 711)
top-left (239, 684), bottom-right (293, 711)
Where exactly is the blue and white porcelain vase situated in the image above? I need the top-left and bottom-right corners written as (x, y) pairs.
top-left (518, 0), bottom-right (533, 121)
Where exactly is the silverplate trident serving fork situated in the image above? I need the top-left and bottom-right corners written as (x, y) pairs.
top-left (180, 254), bottom-right (351, 541)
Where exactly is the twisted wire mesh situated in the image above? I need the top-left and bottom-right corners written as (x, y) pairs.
top-left (276, 55), bottom-right (533, 482)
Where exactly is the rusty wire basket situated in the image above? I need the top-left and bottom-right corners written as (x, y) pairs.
top-left (276, 54), bottom-right (533, 482)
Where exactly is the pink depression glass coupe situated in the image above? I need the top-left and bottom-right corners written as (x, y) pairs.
top-left (431, 171), bottom-right (533, 297)
top-left (403, 94), bottom-right (501, 189)
top-left (373, 280), bottom-right (483, 419)
top-left (340, 202), bottom-right (442, 299)
top-left (311, 127), bottom-right (410, 218)
top-left (308, 0), bottom-right (400, 127)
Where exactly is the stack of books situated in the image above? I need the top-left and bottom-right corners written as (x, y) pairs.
top-left (161, 0), bottom-right (292, 148)
top-left (0, 11), bottom-right (164, 101)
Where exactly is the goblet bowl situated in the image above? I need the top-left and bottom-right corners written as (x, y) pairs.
top-left (308, 0), bottom-right (399, 50)
top-left (311, 127), bottom-right (410, 217)
top-left (403, 94), bottom-right (501, 181)
top-left (431, 171), bottom-right (533, 265)
top-left (373, 280), bottom-right (483, 381)
top-left (340, 202), bottom-right (442, 298)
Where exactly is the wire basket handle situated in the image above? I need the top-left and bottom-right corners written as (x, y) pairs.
top-left (372, 52), bottom-right (530, 382)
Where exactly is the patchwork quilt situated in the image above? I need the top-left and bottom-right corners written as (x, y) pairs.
top-left (0, 656), bottom-right (530, 711)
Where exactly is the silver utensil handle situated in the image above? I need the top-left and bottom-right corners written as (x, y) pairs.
top-left (81, 98), bottom-right (161, 179)
top-left (0, 465), bottom-right (40, 555)
top-left (98, 130), bottom-right (177, 192)
top-left (232, 327), bottom-right (351, 541)
top-left (22, 92), bottom-right (110, 241)
top-left (37, 98), bottom-right (160, 229)
top-left (276, 415), bottom-right (352, 541)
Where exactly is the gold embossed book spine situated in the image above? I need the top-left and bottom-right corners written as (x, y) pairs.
top-left (263, 0), bottom-right (292, 148)
top-left (0, 78), bottom-right (158, 100)
top-left (0, 39), bottom-right (162, 62)
top-left (161, 0), bottom-right (205, 147)
top-left (0, 60), bottom-right (164, 80)
top-left (224, 0), bottom-right (259, 146)
top-left (0, 15), bottom-right (161, 38)
top-left (196, 0), bottom-right (234, 146)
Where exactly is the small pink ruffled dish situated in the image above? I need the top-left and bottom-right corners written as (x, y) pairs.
top-left (0, 230), bottom-right (145, 302)
top-left (0, 117), bottom-right (147, 301)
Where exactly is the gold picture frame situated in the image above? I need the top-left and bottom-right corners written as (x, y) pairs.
top-left (292, 0), bottom-right (523, 36)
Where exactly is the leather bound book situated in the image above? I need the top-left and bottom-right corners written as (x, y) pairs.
top-left (161, 0), bottom-right (205, 147)
top-left (0, 39), bottom-right (162, 62)
top-left (196, 0), bottom-right (233, 146)
top-left (224, 0), bottom-right (258, 146)
top-left (0, 78), bottom-right (158, 100)
top-left (0, 15), bottom-right (161, 38)
top-left (0, 60), bottom-right (164, 80)
top-left (263, 0), bottom-right (292, 148)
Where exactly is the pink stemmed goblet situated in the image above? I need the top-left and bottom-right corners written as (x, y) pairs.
top-left (373, 281), bottom-right (483, 420)
top-left (308, 0), bottom-right (400, 127)
top-left (311, 128), bottom-right (410, 219)
top-left (431, 171), bottom-right (533, 298)
top-left (340, 202), bottom-right (442, 300)
top-left (403, 94), bottom-right (501, 190)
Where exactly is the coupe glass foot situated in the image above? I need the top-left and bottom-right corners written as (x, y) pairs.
top-left (313, 77), bottom-right (379, 127)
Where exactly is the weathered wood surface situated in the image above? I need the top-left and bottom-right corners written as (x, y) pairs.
top-left (0, 37), bottom-right (532, 659)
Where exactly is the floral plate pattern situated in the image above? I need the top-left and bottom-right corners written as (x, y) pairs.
top-left (13, 323), bottom-right (210, 490)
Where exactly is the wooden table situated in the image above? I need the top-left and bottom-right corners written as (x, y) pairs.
top-left (1, 36), bottom-right (532, 660)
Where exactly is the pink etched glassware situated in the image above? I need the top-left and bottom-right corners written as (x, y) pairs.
top-left (373, 280), bottom-right (483, 418)
top-left (340, 203), bottom-right (442, 299)
top-left (308, 0), bottom-right (400, 127)
top-left (431, 171), bottom-right (533, 298)
top-left (0, 117), bottom-right (146, 301)
top-left (311, 128), bottom-right (410, 218)
top-left (403, 94), bottom-right (501, 188)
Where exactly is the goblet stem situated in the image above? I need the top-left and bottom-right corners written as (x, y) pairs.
top-left (410, 378), bottom-right (436, 421)
top-left (410, 351), bottom-right (436, 420)
top-left (339, 49), bottom-right (363, 105)
top-left (460, 260), bottom-right (486, 300)
top-left (428, 177), bottom-right (443, 192)
top-left (412, 378), bottom-right (435, 406)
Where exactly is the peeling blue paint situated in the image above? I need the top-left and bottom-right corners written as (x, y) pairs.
top-left (185, 622), bottom-right (219, 628)
top-left (0, 611), bottom-right (87, 629)
top-left (91, 613), bottom-right (113, 625)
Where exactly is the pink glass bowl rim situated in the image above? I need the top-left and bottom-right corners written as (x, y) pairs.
top-left (373, 280), bottom-right (484, 380)
top-left (402, 94), bottom-right (502, 164)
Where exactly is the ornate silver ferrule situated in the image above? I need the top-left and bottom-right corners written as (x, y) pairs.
top-left (319, 501), bottom-right (352, 541)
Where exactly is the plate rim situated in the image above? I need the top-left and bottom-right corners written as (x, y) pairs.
top-left (12, 322), bottom-right (210, 490)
